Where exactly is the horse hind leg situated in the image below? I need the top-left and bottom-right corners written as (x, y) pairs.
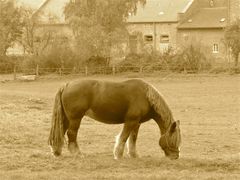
top-left (67, 116), bottom-right (83, 156)
top-left (127, 124), bottom-right (140, 158)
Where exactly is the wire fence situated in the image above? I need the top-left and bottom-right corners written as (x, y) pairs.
top-left (0, 63), bottom-right (166, 80)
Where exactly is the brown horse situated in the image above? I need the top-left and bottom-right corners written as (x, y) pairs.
top-left (48, 79), bottom-right (181, 159)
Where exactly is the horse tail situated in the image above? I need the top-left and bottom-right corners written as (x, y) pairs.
top-left (48, 86), bottom-right (67, 156)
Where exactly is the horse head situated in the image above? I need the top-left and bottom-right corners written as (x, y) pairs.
top-left (159, 120), bottom-right (181, 159)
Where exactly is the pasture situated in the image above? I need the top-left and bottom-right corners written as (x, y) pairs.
top-left (0, 74), bottom-right (239, 180)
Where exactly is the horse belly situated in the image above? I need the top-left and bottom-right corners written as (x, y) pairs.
top-left (85, 109), bottom-right (125, 124)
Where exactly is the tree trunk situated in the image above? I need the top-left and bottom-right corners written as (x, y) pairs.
top-left (234, 52), bottom-right (239, 67)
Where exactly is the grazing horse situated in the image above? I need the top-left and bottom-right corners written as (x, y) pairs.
top-left (48, 79), bottom-right (181, 159)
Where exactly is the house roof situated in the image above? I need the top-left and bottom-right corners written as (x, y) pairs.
top-left (16, 0), bottom-right (45, 10)
top-left (178, 7), bottom-right (228, 29)
top-left (127, 0), bottom-right (193, 23)
top-left (33, 0), bottom-right (51, 15)
top-left (32, 0), bottom-right (69, 24)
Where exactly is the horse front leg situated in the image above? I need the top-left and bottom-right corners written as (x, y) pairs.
top-left (127, 124), bottom-right (140, 158)
top-left (67, 117), bottom-right (82, 155)
top-left (113, 121), bottom-right (139, 160)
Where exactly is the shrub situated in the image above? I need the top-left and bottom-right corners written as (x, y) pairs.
top-left (169, 44), bottom-right (211, 73)
top-left (85, 55), bottom-right (109, 67)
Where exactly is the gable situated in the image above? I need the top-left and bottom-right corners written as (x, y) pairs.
top-left (178, 7), bottom-right (227, 29)
top-left (16, 0), bottom-right (45, 9)
top-left (127, 0), bottom-right (193, 23)
top-left (33, 0), bottom-right (69, 24)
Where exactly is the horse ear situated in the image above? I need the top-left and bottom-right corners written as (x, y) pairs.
top-left (170, 121), bottom-right (177, 134)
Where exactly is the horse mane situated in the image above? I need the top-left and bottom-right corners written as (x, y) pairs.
top-left (145, 82), bottom-right (174, 132)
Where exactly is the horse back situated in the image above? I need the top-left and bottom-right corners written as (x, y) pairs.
top-left (62, 79), bottom-right (153, 124)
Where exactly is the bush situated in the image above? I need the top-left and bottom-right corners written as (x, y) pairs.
top-left (118, 44), bottom-right (211, 73)
top-left (116, 53), bottom-right (142, 72)
top-left (169, 44), bottom-right (211, 73)
top-left (0, 55), bottom-right (24, 73)
top-left (119, 48), bottom-right (176, 72)
top-left (85, 55), bottom-right (109, 67)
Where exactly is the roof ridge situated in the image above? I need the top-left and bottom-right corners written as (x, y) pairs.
top-left (32, 0), bottom-right (50, 17)
top-left (201, 7), bottom-right (227, 10)
top-left (181, 0), bottom-right (194, 13)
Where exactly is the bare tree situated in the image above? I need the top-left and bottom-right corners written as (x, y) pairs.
top-left (0, 0), bottom-right (22, 57)
top-left (224, 18), bottom-right (240, 67)
top-left (21, 8), bottom-right (54, 56)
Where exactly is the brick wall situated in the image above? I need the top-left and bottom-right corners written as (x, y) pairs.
top-left (229, 0), bottom-right (240, 22)
top-left (127, 22), bottom-right (178, 53)
top-left (197, 0), bottom-right (227, 7)
top-left (177, 29), bottom-right (227, 62)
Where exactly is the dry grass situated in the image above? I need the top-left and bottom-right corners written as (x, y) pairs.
top-left (0, 74), bottom-right (239, 180)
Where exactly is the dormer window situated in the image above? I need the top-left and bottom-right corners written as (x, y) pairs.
top-left (220, 18), bottom-right (226, 22)
top-left (158, 12), bottom-right (164, 15)
top-left (209, 0), bottom-right (214, 7)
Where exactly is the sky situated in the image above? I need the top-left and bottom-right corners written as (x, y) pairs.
top-left (17, 0), bottom-right (45, 9)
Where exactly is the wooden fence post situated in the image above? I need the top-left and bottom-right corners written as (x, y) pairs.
top-left (59, 68), bottom-right (62, 76)
top-left (36, 64), bottom-right (39, 77)
top-left (112, 65), bottom-right (116, 75)
top-left (13, 65), bottom-right (16, 80)
top-left (85, 66), bottom-right (88, 76)
top-left (73, 66), bottom-right (76, 74)
top-left (139, 66), bottom-right (143, 73)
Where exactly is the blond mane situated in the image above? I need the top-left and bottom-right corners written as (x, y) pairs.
top-left (146, 83), bottom-right (174, 131)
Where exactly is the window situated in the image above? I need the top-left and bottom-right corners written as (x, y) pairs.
top-left (144, 35), bottom-right (153, 42)
top-left (34, 36), bottom-right (41, 43)
top-left (183, 34), bottom-right (189, 41)
top-left (209, 0), bottom-right (214, 7)
top-left (213, 43), bottom-right (219, 53)
top-left (160, 34), bottom-right (169, 43)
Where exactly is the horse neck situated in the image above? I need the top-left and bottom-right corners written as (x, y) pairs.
top-left (146, 84), bottom-right (174, 135)
top-left (155, 113), bottom-right (174, 135)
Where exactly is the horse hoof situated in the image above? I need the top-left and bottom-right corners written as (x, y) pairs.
top-left (128, 153), bottom-right (139, 158)
top-left (114, 155), bottom-right (123, 160)
top-left (51, 151), bottom-right (61, 157)
top-left (54, 151), bottom-right (61, 156)
top-left (68, 143), bottom-right (80, 155)
top-left (75, 152), bottom-right (85, 158)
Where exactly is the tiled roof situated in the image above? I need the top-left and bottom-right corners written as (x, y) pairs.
top-left (32, 0), bottom-right (69, 24)
top-left (127, 0), bottom-right (193, 23)
top-left (16, 0), bottom-right (45, 9)
top-left (178, 7), bottom-right (228, 29)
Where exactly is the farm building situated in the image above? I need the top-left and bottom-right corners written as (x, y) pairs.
top-left (13, 0), bottom-right (240, 63)
top-left (31, 0), bottom-right (73, 38)
top-left (127, 0), bottom-right (193, 54)
top-left (177, 0), bottom-right (229, 62)
top-left (127, 0), bottom-right (240, 63)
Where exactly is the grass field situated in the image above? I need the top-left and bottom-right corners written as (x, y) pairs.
top-left (0, 74), bottom-right (239, 180)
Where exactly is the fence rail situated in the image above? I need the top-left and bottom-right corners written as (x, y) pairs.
top-left (0, 64), bottom-right (166, 80)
